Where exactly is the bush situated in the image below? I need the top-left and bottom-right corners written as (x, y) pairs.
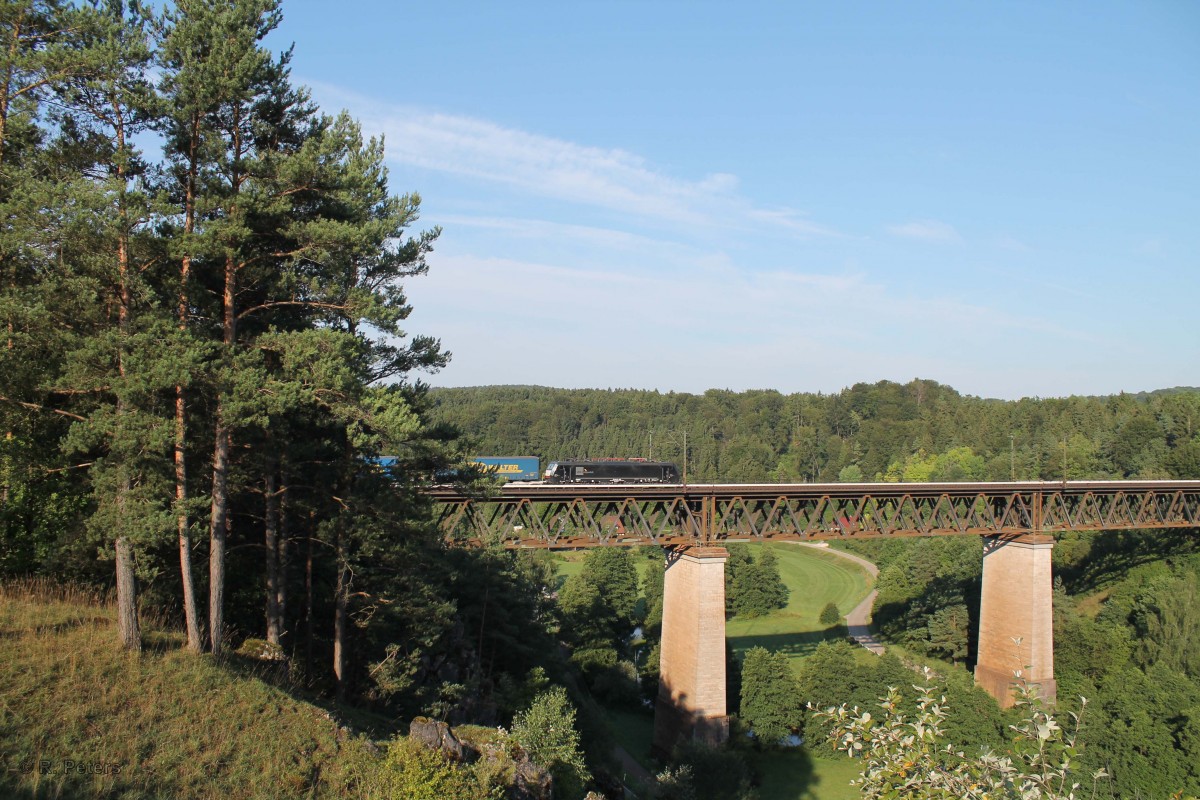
top-left (669, 742), bottom-right (757, 800)
top-left (511, 687), bottom-right (590, 798)
top-left (370, 736), bottom-right (486, 800)
top-left (812, 668), bottom-right (1108, 799)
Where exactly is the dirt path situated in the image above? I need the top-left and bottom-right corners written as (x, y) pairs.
top-left (789, 542), bottom-right (886, 655)
top-left (612, 743), bottom-right (654, 791)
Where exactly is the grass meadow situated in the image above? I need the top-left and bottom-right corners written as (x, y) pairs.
top-left (725, 543), bottom-right (870, 669)
top-left (0, 542), bottom-right (874, 799)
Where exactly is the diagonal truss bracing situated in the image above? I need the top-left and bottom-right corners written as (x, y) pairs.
top-left (426, 481), bottom-right (1200, 549)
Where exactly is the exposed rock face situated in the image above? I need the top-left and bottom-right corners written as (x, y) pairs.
top-left (408, 717), bottom-right (465, 762)
top-left (510, 755), bottom-right (552, 800)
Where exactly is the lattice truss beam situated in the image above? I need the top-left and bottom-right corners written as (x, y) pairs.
top-left (433, 487), bottom-right (1200, 548)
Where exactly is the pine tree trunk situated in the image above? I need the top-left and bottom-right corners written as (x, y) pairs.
top-left (304, 525), bottom-right (314, 674)
top-left (177, 391), bottom-right (201, 653)
top-left (277, 473), bottom-right (288, 639)
top-left (176, 116), bottom-right (201, 653)
top-left (264, 455), bottom-right (282, 645)
top-left (113, 135), bottom-right (140, 653)
top-left (209, 417), bottom-right (230, 654)
top-left (114, 534), bottom-right (141, 651)
top-left (112, 537), bottom-right (138, 652)
top-left (333, 523), bottom-right (349, 700)
top-left (208, 250), bottom-right (237, 655)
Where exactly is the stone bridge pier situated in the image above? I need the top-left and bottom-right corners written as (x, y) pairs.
top-left (650, 533), bottom-right (1059, 754)
top-left (974, 533), bottom-right (1057, 707)
top-left (652, 546), bottom-right (729, 756)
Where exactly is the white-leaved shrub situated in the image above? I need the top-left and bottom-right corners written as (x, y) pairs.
top-left (811, 667), bottom-right (1108, 799)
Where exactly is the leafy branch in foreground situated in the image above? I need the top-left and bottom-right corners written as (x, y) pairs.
top-left (812, 668), bottom-right (1108, 800)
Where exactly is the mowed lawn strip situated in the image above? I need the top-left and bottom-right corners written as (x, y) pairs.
top-left (556, 544), bottom-right (874, 667)
top-left (726, 543), bottom-right (872, 667)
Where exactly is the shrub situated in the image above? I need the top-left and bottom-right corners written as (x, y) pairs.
top-left (511, 686), bottom-right (590, 798)
top-left (811, 668), bottom-right (1107, 799)
top-left (370, 736), bottom-right (485, 800)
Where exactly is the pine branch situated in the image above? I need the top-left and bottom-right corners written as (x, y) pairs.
top-left (0, 393), bottom-right (86, 421)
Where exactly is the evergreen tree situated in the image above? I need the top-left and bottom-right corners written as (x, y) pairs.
top-left (0, 0), bottom-right (94, 577)
top-left (728, 545), bottom-right (788, 618)
top-left (723, 542), bottom-right (753, 612)
top-left (641, 549), bottom-right (664, 638)
top-left (924, 603), bottom-right (970, 664)
top-left (757, 546), bottom-right (789, 607)
top-left (560, 547), bottom-right (640, 655)
top-left (739, 646), bottom-right (804, 746)
top-left (159, 0), bottom-right (291, 654)
top-left (44, 0), bottom-right (174, 650)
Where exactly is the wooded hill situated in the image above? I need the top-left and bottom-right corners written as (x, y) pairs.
top-left (429, 381), bottom-right (1200, 483)
top-left (431, 381), bottom-right (1200, 797)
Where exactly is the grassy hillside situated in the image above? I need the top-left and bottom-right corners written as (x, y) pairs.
top-left (0, 581), bottom-right (381, 800)
top-left (0, 544), bottom-right (874, 800)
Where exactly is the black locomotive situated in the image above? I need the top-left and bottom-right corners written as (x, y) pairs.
top-left (542, 458), bottom-right (681, 484)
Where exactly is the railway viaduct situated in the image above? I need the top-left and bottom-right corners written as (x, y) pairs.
top-left (428, 480), bottom-right (1200, 755)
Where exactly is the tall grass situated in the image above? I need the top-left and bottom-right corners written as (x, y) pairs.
top-left (0, 579), bottom-right (381, 799)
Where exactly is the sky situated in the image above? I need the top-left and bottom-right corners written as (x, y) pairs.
top-left (270, 1), bottom-right (1199, 401)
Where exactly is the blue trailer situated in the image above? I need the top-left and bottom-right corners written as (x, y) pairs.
top-left (470, 456), bottom-right (540, 482)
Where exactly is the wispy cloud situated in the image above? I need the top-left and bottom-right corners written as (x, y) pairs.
top-left (747, 208), bottom-right (844, 238)
top-left (308, 81), bottom-right (838, 239)
top-left (886, 219), bottom-right (963, 244)
top-left (405, 249), bottom-right (1109, 396)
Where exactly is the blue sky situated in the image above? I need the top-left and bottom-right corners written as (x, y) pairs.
top-left (271, 1), bottom-right (1199, 400)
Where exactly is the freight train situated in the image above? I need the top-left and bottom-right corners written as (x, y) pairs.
top-left (407, 456), bottom-right (683, 484)
top-left (542, 458), bottom-right (681, 484)
top-left (468, 456), bottom-right (541, 482)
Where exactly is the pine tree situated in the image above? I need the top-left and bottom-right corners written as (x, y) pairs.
top-left (729, 546), bottom-right (789, 618)
top-left (160, 0), bottom-right (295, 654)
top-left (560, 546), bottom-right (640, 656)
top-left (43, 0), bottom-right (173, 651)
top-left (0, 1), bottom-right (93, 533)
top-left (758, 545), bottom-right (789, 608)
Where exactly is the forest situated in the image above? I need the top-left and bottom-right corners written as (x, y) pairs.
top-left (0, 0), bottom-right (489, 721)
top-left (3, 0), bottom-right (1200, 797)
top-left (428, 382), bottom-right (1200, 485)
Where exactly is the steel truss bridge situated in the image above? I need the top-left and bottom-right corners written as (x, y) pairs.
top-left (427, 480), bottom-right (1200, 549)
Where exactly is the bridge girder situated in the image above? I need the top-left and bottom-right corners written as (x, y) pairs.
top-left (428, 481), bottom-right (1200, 549)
